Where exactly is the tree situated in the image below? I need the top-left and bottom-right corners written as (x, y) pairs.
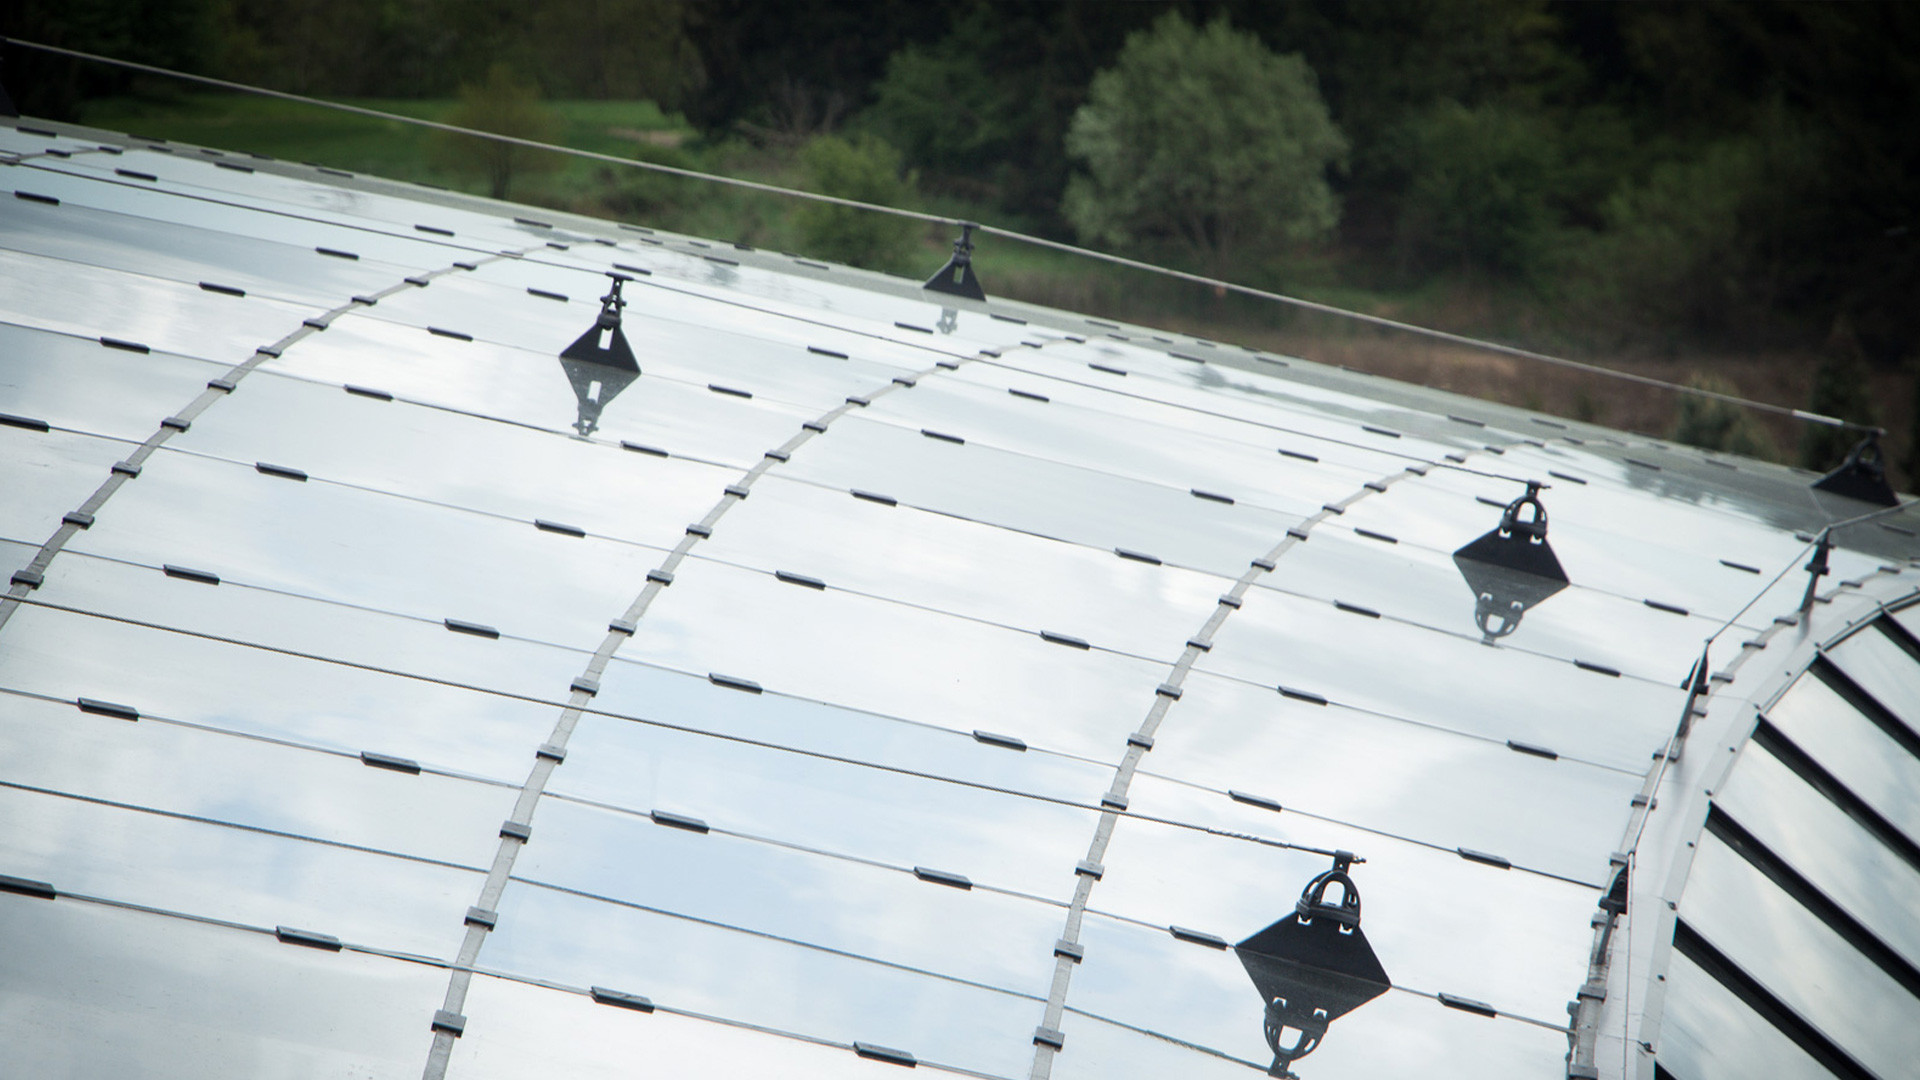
top-left (432, 63), bottom-right (563, 200)
top-left (1799, 317), bottom-right (1879, 472)
top-left (1671, 374), bottom-right (1777, 460)
top-left (1061, 13), bottom-right (1347, 277)
top-left (793, 133), bottom-right (920, 274)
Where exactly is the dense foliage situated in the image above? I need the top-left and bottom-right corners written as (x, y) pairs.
top-left (4, 0), bottom-right (1916, 468)
top-left (1061, 15), bottom-right (1346, 277)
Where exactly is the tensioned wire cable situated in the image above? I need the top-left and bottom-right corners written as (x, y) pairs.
top-left (3, 36), bottom-right (1885, 435)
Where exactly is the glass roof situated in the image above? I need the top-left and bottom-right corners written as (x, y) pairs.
top-left (3, 116), bottom-right (1918, 1080)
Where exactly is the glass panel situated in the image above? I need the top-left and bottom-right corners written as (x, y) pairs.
top-left (1142, 671), bottom-right (1639, 883)
top-left (0, 538), bottom-right (34, 580)
top-left (1658, 951), bottom-right (1837, 1080)
top-left (28, 552), bottom-right (591, 703)
top-left (1476, 439), bottom-right (1915, 566)
top-left (0, 780), bottom-right (475, 958)
top-left (0, 192), bottom-right (404, 305)
top-left (694, 475), bottom-right (1227, 663)
top-left (1328, 469), bottom-right (1854, 627)
top-left (1, 124), bottom-right (101, 155)
top-left (1767, 671), bottom-right (1920, 847)
top-left (949, 359), bottom-right (1416, 476)
top-left (168, 370), bottom-right (738, 551)
top-left (857, 378), bottom-right (1369, 515)
top-left (1195, 584), bottom-right (1685, 772)
top-left (551, 697), bottom-right (1104, 900)
top-left (0, 247), bottom-right (309, 364)
top-left (480, 881), bottom-right (1041, 1079)
top-left (1091, 775), bottom-right (1599, 1022)
top-left (1679, 834), bottom-right (1920, 1080)
top-left (0, 603), bottom-right (561, 784)
top-left (616, 556), bottom-right (1171, 762)
top-left (71, 449), bottom-right (668, 653)
top-left (0, 425), bottom-right (128, 543)
top-left (781, 415), bottom-right (1310, 579)
top-left (1262, 524), bottom-right (1722, 685)
top-left (0, 691), bottom-right (515, 869)
top-left (516, 797), bottom-right (1063, 995)
top-left (13, 160), bottom-right (465, 270)
top-left (577, 658), bottom-right (1111, 805)
top-left (346, 275), bottom-right (910, 414)
top-left (1057, 917), bottom-right (1575, 1080)
top-left (480, 252), bottom-right (976, 372)
top-left (1893, 604), bottom-right (1920, 649)
top-left (1714, 746), bottom-right (1920, 972)
top-left (263, 316), bottom-right (814, 467)
top-left (986, 343), bottom-right (1464, 462)
top-left (0, 322), bottom-right (226, 441)
top-left (450, 973), bottom-right (954, 1080)
top-left (0, 894), bottom-right (445, 1080)
top-left (1826, 623), bottom-right (1920, 741)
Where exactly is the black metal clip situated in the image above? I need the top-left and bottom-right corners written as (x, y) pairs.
top-left (1294, 851), bottom-right (1361, 930)
top-left (1812, 430), bottom-right (1897, 506)
top-left (923, 222), bottom-right (986, 301)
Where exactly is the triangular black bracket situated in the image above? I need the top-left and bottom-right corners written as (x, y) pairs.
top-left (560, 273), bottom-right (639, 373)
top-left (1453, 481), bottom-right (1568, 583)
top-left (923, 222), bottom-right (986, 302)
top-left (1236, 852), bottom-right (1390, 1079)
top-left (1812, 430), bottom-right (1898, 506)
top-left (558, 273), bottom-right (640, 437)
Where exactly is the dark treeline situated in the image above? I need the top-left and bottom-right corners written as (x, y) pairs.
top-left (6, 0), bottom-right (1918, 373)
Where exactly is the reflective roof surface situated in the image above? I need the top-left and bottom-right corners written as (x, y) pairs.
top-left (3, 118), bottom-right (1919, 1080)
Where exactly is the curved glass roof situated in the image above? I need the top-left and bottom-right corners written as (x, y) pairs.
top-left (2, 118), bottom-right (1918, 1080)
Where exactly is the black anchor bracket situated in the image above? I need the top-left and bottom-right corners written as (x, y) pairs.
top-left (923, 222), bottom-right (986, 302)
top-left (1811, 429), bottom-right (1898, 507)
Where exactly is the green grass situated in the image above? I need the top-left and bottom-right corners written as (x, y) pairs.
top-left (78, 92), bottom-right (695, 201)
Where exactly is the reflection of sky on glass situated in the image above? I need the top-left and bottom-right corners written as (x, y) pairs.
top-left (452, 973), bottom-right (963, 1080)
top-left (516, 797), bottom-right (1063, 994)
top-left (69, 450), bottom-right (667, 652)
top-left (1828, 625), bottom-right (1920, 735)
top-left (1767, 672), bottom-right (1920, 842)
top-left (0, 427), bottom-right (137, 540)
top-left (0, 248), bottom-right (305, 363)
top-left (1145, 671), bottom-right (1636, 882)
top-left (483, 882), bottom-right (1041, 1078)
top-left (0, 322), bottom-right (226, 440)
top-left (551, 696), bottom-right (1101, 899)
top-left (0, 604), bottom-right (558, 781)
top-left (619, 556), bottom-right (1168, 761)
top-left (30, 553), bottom-right (590, 700)
top-left (0, 896), bottom-right (443, 1079)
top-left (1715, 747), bottom-right (1920, 970)
top-left (1095, 781), bottom-right (1597, 1023)
top-left (1201, 585), bottom-right (1683, 771)
top-left (1680, 836), bottom-right (1920, 1080)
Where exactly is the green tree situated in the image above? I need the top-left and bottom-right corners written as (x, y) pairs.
top-left (432, 63), bottom-right (562, 200)
top-left (1671, 374), bottom-right (1776, 460)
top-left (793, 133), bottom-right (919, 273)
top-left (1799, 318), bottom-right (1879, 472)
top-left (1061, 13), bottom-right (1347, 277)
top-left (1392, 101), bottom-right (1562, 277)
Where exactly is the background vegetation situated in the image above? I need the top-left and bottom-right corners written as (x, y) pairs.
top-left (4, 0), bottom-right (1916, 487)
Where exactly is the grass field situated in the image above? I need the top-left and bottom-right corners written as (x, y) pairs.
top-left (67, 92), bottom-right (1913, 483)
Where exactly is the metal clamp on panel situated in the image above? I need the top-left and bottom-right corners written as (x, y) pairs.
top-left (923, 222), bottom-right (985, 301)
